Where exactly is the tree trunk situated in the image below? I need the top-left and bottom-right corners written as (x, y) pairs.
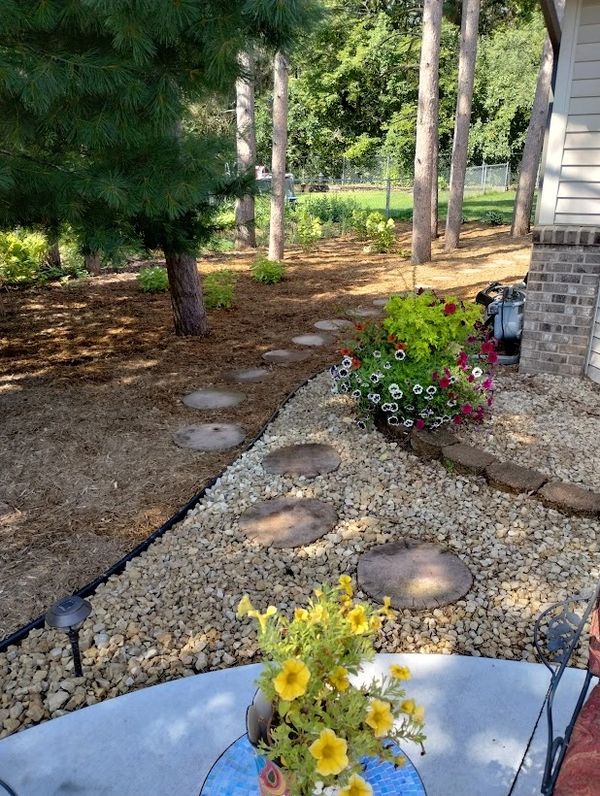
top-left (511, 36), bottom-right (554, 237)
top-left (268, 51), bottom-right (289, 262)
top-left (235, 50), bottom-right (257, 249)
top-left (431, 116), bottom-right (439, 240)
top-left (164, 252), bottom-right (209, 337)
top-left (444, 0), bottom-right (481, 251)
top-left (44, 224), bottom-right (61, 269)
top-left (84, 253), bottom-right (102, 275)
top-left (412, 0), bottom-right (443, 264)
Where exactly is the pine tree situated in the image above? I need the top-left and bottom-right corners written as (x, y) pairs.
top-left (0, 0), bottom-right (317, 335)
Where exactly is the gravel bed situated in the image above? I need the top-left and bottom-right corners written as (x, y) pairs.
top-left (1, 372), bottom-right (599, 738)
top-left (456, 370), bottom-right (600, 490)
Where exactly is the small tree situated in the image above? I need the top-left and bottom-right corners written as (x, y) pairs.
top-left (268, 50), bottom-right (290, 262)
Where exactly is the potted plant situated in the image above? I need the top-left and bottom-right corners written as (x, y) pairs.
top-left (331, 290), bottom-right (496, 437)
top-left (237, 578), bottom-right (425, 795)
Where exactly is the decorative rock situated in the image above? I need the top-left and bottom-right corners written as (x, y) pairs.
top-left (173, 424), bottom-right (245, 451)
top-left (349, 307), bottom-right (381, 318)
top-left (411, 428), bottom-right (458, 460)
top-left (238, 498), bottom-right (338, 548)
top-left (263, 443), bottom-right (341, 477)
top-left (182, 388), bottom-right (245, 410)
top-left (262, 349), bottom-right (311, 364)
top-left (314, 319), bottom-right (354, 331)
top-left (485, 462), bottom-right (547, 495)
top-left (225, 368), bottom-right (272, 384)
top-left (46, 690), bottom-right (70, 713)
top-left (358, 539), bottom-right (473, 610)
top-left (372, 298), bottom-right (389, 307)
top-left (291, 334), bottom-right (330, 347)
top-left (442, 443), bottom-right (497, 476)
top-left (537, 481), bottom-right (600, 517)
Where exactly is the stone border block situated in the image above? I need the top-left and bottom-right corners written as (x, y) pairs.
top-left (410, 429), bottom-right (458, 460)
top-left (442, 443), bottom-right (497, 476)
top-left (485, 462), bottom-right (547, 495)
top-left (537, 481), bottom-right (600, 517)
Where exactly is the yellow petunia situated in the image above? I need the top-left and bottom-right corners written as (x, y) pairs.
top-left (413, 705), bottom-right (425, 724)
top-left (370, 615), bottom-right (382, 631)
top-left (339, 773), bottom-right (373, 796)
top-left (389, 664), bottom-right (411, 681)
top-left (347, 605), bottom-right (369, 635)
top-left (366, 699), bottom-right (394, 738)
top-left (248, 605), bottom-right (277, 632)
top-left (237, 595), bottom-right (254, 617)
top-left (273, 658), bottom-right (311, 701)
top-left (379, 596), bottom-right (397, 620)
top-left (400, 699), bottom-right (416, 716)
top-left (294, 608), bottom-right (309, 622)
top-left (309, 604), bottom-right (328, 624)
top-left (329, 665), bottom-right (349, 692)
top-left (309, 728), bottom-right (348, 776)
top-left (339, 574), bottom-right (354, 597)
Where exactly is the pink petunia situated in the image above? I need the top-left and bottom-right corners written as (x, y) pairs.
top-left (462, 403), bottom-right (473, 415)
top-left (453, 414), bottom-right (463, 425)
top-left (415, 419), bottom-right (425, 430)
top-left (483, 377), bottom-right (494, 390)
top-left (444, 303), bottom-right (457, 316)
top-left (439, 377), bottom-right (450, 389)
top-left (487, 352), bottom-right (498, 365)
top-left (467, 374), bottom-right (475, 383)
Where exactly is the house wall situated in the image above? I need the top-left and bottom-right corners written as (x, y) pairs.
top-left (538, 0), bottom-right (600, 226)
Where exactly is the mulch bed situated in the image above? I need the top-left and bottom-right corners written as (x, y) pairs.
top-left (0, 224), bottom-right (530, 638)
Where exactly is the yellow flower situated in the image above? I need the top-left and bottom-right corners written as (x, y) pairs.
top-left (379, 596), bottom-right (396, 620)
top-left (273, 658), bottom-right (311, 701)
top-left (314, 588), bottom-right (324, 598)
top-left (294, 608), bottom-right (309, 622)
top-left (389, 664), bottom-right (411, 681)
top-left (400, 699), bottom-right (416, 716)
top-left (370, 615), bottom-right (382, 631)
top-left (347, 605), bottom-right (369, 635)
top-left (339, 574), bottom-right (353, 597)
top-left (394, 755), bottom-right (407, 768)
top-left (309, 604), bottom-right (327, 624)
top-left (413, 705), bottom-right (425, 724)
top-left (237, 595), bottom-right (254, 617)
top-left (248, 605), bottom-right (277, 632)
top-left (309, 728), bottom-right (348, 776)
top-left (329, 666), bottom-right (349, 692)
top-left (366, 699), bottom-right (394, 738)
top-left (339, 773), bottom-right (373, 796)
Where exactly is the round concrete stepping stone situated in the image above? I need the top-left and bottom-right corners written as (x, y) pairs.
top-left (262, 349), bottom-right (311, 364)
top-left (239, 498), bottom-right (338, 548)
top-left (349, 307), bottom-right (382, 318)
top-left (173, 423), bottom-right (245, 451)
top-left (225, 368), bottom-right (272, 384)
top-left (291, 334), bottom-right (331, 347)
top-left (314, 319), bottom-right (354, 332)
top-left (263, 443), bottom-right (341, 477)
top-left (372, 298), bottom-right (389, 307)
top-left (358, 539), bottom-right (473, 610)
top-left (182, 388), bottom-right (245, 410)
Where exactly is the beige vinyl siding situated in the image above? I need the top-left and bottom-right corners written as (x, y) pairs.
top-left (539, 0), bottom-right (600, 225)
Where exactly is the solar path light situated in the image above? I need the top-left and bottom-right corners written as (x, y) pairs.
top-left (45, 596), bottom-right (91, 677)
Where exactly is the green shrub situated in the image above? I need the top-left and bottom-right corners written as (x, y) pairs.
top-left (137, 265), bottom-right (169, 292)
top-left (365, 212), bottom-right (396, 253)
top-left (332, 290), bottom-right (496, 431)
top-left (0, 230), bottom-right (46, 285)
top-left (296, 209), bottom-right (322, 250)
top-left (301, 195), bottom-right (358, 224)
top-left (350, 209), bottom-right (370, 239)
top-left (204, 269), bottom-right (236, 308)
top-left (251, 254), bottom-right (285, 284)
top-left (481, 210), bottom-right (504, 226)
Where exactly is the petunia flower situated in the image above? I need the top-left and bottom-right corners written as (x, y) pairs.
top-left (339, 773), bottom-right (373, 796)
top-left (366, 699), bottom-right (394, 737)
top-left (415, 419), bottom-right (425, 430)
top-left (273, 658), bottom-right (311, 701)
top-left (309, 728), bottom-right (348, 776)
top-left (394, 349), bottom-right (406, 361)
top-left (444, 302), bottom-right (457, 315)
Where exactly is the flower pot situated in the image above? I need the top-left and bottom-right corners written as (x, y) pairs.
top-left (255, 754), bottom-right (293, 796)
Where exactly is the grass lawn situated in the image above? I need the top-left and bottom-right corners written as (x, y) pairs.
top-left (298, 189), bottom-right (519, 223)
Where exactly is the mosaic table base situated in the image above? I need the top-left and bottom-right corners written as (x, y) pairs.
top-left (200, 735), bottom-right (425, 795)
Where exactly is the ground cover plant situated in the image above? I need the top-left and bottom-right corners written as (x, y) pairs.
top-left (332, 290), bottom-right (497, 430)
top-left (251, 254), bottom-right (285, 284)
top-left (204, 269), bottom-right (237, 308)
top-left (137, 266), bottom-right (169, 293)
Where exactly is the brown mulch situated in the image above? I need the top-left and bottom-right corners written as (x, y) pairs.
top-left (0, 223), bottom-right (531, 639)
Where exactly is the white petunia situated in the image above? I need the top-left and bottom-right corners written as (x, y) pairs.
top-left (426, 385), bottom-right (437, 395)
top-left (472, 367), bottom-right (483, 378)
top-left (403, 419), bottom-right (414, 428)
top-left (413, 384), bottom-right (423, 395)
top-left (373, 350), bottom-right (381, 359)
top-left (388, 415), bottom-right (399, 426)
top-left (394, 349), bottom-right (406, 361)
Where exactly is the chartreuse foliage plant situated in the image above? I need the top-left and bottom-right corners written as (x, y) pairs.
top-left (332, 291), bottom-right (497, 431)
top-left (137, 266), bottom-right (169, 293)
top-left (204, 270), bottom-right (237, 309)
top-left (365, 212), bottom-right (395, 253)
top-left (296, 209), bottom-right (322, 249)
top-left (238, 579), bottom-right (425, 796)
top-left (251, 254), bottom-right (285, 284)
top-left (0, 231), bottom-right (47, 285)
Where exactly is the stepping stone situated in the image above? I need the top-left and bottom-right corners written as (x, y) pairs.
top-left (372, 298), bottom-right (389, 307)
top-left (358, 539), bottom-right (473, 610)
top-left (173, 424), bottom-right (245, 451)
top-left (537, 481), bottom-right (600, 517)
top-left (291, 334), bottom-right (331, 347)
top-left (263, 443), bottom-right (341, 477)
top-left (349, 307), bottom-right (382, 319)
top-left (262, 349), bottom-right (311, 364)
top-left (411, 428), bottom-right (458, 460)
top-left (182, 388), bottom-right (245, 410)
top-left (314, 319), bottom-right (354, 332)
top-left (442, 443), bottom-right (497, 476)
top-left (225, 368), bottom-right (272, 384)
top-left (485, 462), bottom-right (547, 495)
top-left (239, 498), bottom-right (338, 548)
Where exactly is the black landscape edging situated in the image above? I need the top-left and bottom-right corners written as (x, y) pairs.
top-left (0, 372), bottom-right (319, 653)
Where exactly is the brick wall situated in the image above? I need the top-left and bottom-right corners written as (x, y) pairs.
top-left (519, 226), bottom-right (600, 377)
